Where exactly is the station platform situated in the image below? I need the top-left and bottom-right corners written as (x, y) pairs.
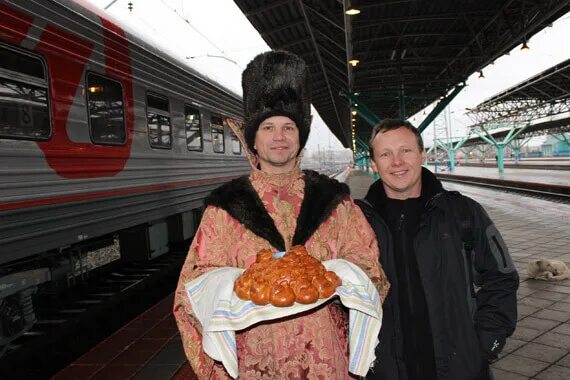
top-left (51, 292), bottom-right (191, 380)
top-left (426, 164), bottom-right (570, 186)
top-left (54, 169), bottom-right (570, 380)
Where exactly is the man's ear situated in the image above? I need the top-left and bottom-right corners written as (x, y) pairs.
top-left (370, 159), bottom-right (379, 174)
top-left (420, 149), bottom-right (426, 163)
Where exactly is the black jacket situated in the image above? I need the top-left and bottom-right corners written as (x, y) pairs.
top-left (356, 168), bottom-right (519, 380)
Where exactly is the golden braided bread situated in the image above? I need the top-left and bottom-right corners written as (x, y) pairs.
top-left (234, 245), bottom-right (341, 307)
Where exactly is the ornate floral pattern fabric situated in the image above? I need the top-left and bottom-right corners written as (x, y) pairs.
top-left (174, 167), bottom-right (389, 379)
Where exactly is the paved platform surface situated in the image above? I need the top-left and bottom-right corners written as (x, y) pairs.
top-left (348, 170), bottom-right (570, 380)
top-left (425, 164), bottom-right (570, 186)
top-left (52, 293), bottom-right (192, 380)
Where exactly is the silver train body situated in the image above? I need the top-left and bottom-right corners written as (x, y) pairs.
top-left (0, 0), bottom-right (249, 349)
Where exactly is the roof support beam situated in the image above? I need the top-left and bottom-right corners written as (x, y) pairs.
top-left (358, 56), bottom-right (486, 68)
top-left (356, 77), bottom-right (453, 88)
top-left (244, 0), bottom-right (291, 16)
top-left (341, 91), bottom-right (381, 126)
top-left (353, 11), bottom-right (495, 29)
top-left (262, 19), bottom-right (305, 36)
top-left (342, 0), bottom-right (355, 91)
top-left (418, 84), bottom-right (465, 133)
top-left (479, 59), bottom-right (570, 105)
top-left (438, 0), bottom-right (569, 81)
top-left (355, 33), bottom-right (471, 45)
top-left (297, 0), bottom-right (344, 141)
top-left (314, 28), bottom-right (345, 52)
top-left (277, 37), bottom-right (311, 50)
top-left (544, 79), bottom-right (568, 95)
top-left (463, 14), bottom-right (485, 55)
top-left (316, 44), bottom-right (346, 66)
top-left (303, 2), bottom-right (344, 32)
top-left (364, 43), bottom-right (469, 55)
top-left (435, 0), bottom-right (517, 80)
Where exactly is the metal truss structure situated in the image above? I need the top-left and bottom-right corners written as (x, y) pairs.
top-left (458, 117), bottom-right (570, 148)
top-left (467, 58), bottom-right (570, 130)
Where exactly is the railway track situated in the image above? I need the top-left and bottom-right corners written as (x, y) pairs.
top-left (458, 162), bottom-right (570, 171)
top-left (435, 173), bottom-right (570, 204)
top-left (0, 243), bottom-right (188, 380)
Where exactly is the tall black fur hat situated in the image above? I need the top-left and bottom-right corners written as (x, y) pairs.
top-left (242, 50), bottom-right (312, 154)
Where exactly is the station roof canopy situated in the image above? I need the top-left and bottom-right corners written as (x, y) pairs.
top-left (233, 0), bottom-right (570, 148)
top-left (478, 58), bottom-right (570, 105)
top-left (468, 58), bottom-right (570, 126)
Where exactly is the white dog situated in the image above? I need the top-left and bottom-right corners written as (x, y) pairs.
top-left (527, 259), bottom-right (570, 281)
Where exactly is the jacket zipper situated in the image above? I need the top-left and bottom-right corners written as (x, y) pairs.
top-left (398, 212), bottom-right (405, 231)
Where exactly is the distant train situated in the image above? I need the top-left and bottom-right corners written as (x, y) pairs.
top-left (0, 0), bottom-right (249, 350)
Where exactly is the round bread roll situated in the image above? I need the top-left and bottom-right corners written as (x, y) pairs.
top-left (234, 275), bottom-right (252, 300)
top-left (295, 282), bottom-right (319, 304)
top-left (271, 284), bottom-right (296, 307)
top-left (250, 282), bottom-right (271, 305)
top-left (315, 271), bottom-right (341, 298)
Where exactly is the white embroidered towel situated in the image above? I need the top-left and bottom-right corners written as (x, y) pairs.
top-left (185, 259), bottom-right (382, 378)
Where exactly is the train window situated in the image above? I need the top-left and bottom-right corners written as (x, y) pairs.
top-left (211, 115), bottom-right (225, 153)
top-left (225, 118), bottom-right (242, 155)
top-left (184, 105), bottom-right (202, 151)
top-left (0, 45), bottom-right (50, 140)
top-left (86, 73), bottom-right (125, 145)
top-left (230, 132), bottom-right (242, 155)
top-left (146, 92), bottom-right (171, 149)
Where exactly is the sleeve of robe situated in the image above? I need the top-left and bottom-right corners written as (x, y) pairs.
top-left (333, 198), bottom-right (390, 302)
top-left (173, 205), bottom-right (239, 378)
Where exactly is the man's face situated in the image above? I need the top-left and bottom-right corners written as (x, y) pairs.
top-left (370, 127), bottom-right (426, 200)
top-left (254, 115), bottom-right (300, 174)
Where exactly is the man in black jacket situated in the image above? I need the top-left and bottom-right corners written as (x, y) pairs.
top-left (356, 119), bottom-right (518, 380)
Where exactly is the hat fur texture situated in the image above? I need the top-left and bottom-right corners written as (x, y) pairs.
top-left (242, 50), bottom-right (312, 154)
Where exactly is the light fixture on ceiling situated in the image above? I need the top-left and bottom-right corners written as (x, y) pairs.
top-left (351, 110), bottom-right (357, 116)
top-left (349, 59), bottom-right (360, 67)
top-left (520, 38), bottom-right (530, 51)
top-left (478, 71), bottom-right (485, 79)
top-left (345, 8), bottom-right (360, 15)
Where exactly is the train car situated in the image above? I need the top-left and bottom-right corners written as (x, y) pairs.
top-left (0, 0), bottom-right (249, 351)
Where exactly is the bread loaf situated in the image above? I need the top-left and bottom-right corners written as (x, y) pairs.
top-left (234, 245), bottom-right (341, 307)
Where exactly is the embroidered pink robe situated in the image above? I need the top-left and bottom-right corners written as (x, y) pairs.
top-left (174, 168), bottom-right (389, 379)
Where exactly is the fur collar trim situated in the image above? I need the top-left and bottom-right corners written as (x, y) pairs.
top-left (205, 170), bottom-right (350, 251)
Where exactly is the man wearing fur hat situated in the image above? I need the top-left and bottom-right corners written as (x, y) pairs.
top-left (174, 50), bottom-right (389, 379)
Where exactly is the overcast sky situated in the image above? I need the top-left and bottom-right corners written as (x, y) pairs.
top-left (86, 0), bottom-right (569, 151)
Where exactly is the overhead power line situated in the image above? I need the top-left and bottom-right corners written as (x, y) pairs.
top-left (159, 0), bottom-right (238, 65)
